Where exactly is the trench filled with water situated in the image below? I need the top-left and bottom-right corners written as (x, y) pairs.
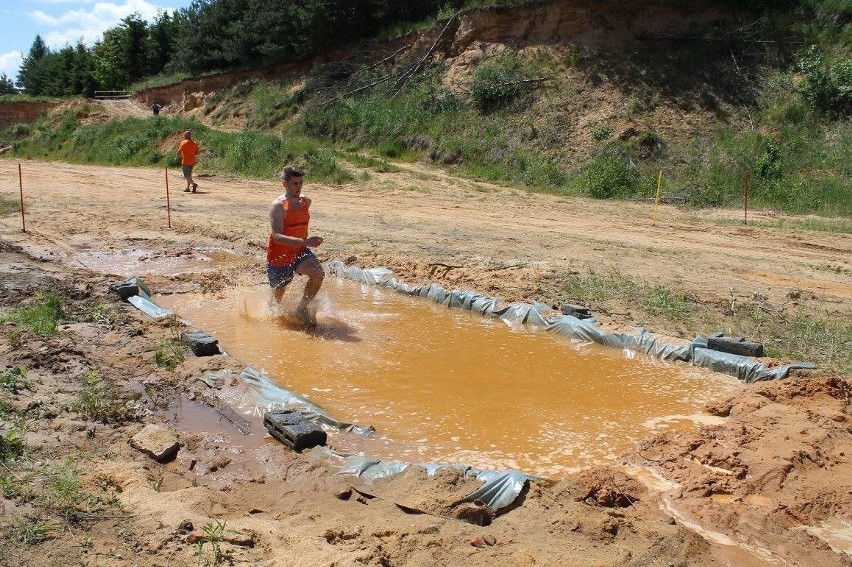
top-left (157, 277), bottom-right (741, 478)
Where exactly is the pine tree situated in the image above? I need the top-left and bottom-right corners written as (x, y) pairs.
top-left (17, 35), bottom-right (50, 95)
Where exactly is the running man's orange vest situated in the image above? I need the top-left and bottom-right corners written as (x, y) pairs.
top-left (267, 196), bottom-right (310, 267)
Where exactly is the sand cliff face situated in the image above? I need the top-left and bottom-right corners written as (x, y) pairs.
top-left (449, 0), bottom-right (729, 53)
top-left (0, 2), bottom-right (736, 129)
top-left (0, 101), bottom-right (62, 131)
top-left (135, 0), bottom-right (734, 111)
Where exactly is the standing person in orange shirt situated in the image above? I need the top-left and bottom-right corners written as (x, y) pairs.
top-left (267, 165), bottom-right (325, 326)
top-left (176, 130), bottom-right (199, 193)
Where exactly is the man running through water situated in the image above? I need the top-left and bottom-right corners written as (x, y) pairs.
top-left (267, 165), bottom-right (325, 326)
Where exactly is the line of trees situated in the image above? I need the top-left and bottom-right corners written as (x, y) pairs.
top-left (9, 0), bottom-right (849, 98)
top-left (13, 0), bottom-right (465, 97)
top-left (168, 0), bottom-right (464, 72)
top-left (15, 11), bottom-right (177, 97)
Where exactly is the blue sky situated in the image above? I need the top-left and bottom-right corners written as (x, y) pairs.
top-left (1, 0), bottom-right (193, 82)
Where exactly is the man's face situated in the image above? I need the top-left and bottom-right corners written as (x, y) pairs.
top-left (283, 176), bottom-right (303, 197)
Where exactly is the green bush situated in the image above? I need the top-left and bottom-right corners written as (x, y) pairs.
top-left (304, 148), bottom-right (354, 184)
top-left (471, 57), bottom-right (536, 112)
top-left (583, 153), bottom-right (639, 199)
top-left (757, 142), bottom-right (783, 179)
top-left (592, 124), bottom-right (612, 142)
top-left (798, 46), bottom-right (852, 118)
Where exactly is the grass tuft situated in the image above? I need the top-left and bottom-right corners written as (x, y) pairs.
top-left (74, 369), bottom-right (133, 423)
top-left (0, 292), bottom-right (65, 336)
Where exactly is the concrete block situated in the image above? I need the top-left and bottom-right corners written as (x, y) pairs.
top-left (708, 334), bottom-right (765, 357)
top-left (264, 410), bottom-right (326, 452)
top-left (181, 331), bottom-right (220, 356)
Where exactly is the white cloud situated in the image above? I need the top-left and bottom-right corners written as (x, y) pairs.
top-left (26, 1), bottom-right (97, 4)
top-left (30, 1), bottom-right (172, 49)
top-left (1, 51), bottom-right (23, 79)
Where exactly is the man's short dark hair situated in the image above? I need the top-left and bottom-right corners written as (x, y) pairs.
top-left (279, 165), bottom-right (305, 180)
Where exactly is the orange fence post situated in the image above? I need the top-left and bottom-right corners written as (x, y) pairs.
top-left (744, 171), bottom-right (750, 225)
top-left (18, 163), bottom-right (26, 233)
top-left (165, 166), bottom-right (171, 229)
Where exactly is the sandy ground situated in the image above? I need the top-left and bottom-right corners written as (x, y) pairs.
top-left (0, 158), bottom-right (850, 566)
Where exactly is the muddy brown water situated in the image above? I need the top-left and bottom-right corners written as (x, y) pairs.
top-left (71, 247), bottom-right (240, 275)
top-left (157, 277), bottom-right (741, 477)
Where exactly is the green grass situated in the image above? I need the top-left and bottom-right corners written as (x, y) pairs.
top-left (0, 292), bottom-right (65, 336)
top-left (0, 94), bottom-right (65, 103)
top-left (154, 339), bottom-right (185, 371)
top-left (130, 72), bottom-right (192, 92)
top-left (44, 461), bottom-right (88, 520)
top-left (0, 471), bottom-right (36, 501)
top-left (245, 82), bottom-right (302, 129)
top-left (751, 216), bottom-right (852, 234)
top-left (721, 303), bottom-right (852, 375)
top-left (551, 269), bottom-right (852, 375)
top-left (339, 151), bottom-right (400, 173)
top-left (559, 270), bottom-right (644, 305)
top-left (195, 519), bottom-right (228, 566)
top-left (0, 195), bottom-right (19, 215)
top-left (74, 369), bottom-right (132, 423)
top-left (9, 518), bottom-right (54, 545)
top-left (1, 367), bottom-right (28, 394)
top-left (0, 428), bottom-right (25, 463)
top-left (6, 112), bottom-right (355, 184)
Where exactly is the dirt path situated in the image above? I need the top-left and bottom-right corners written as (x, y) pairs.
top-left (3, 159), bottom-right (850, 308)
top-left (0, 159), bottom-right (850, 566)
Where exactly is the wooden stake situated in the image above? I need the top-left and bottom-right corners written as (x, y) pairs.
top-left (744, 170), bottom-right (750, 225)
top-left (18, 163), bottom-right (25, 233)
top-left (165, 166), bottom-right (171, 229)
top-left (652, 169), bottom-right (663, 226)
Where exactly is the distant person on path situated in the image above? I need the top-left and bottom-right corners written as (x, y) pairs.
top-left (176, 130), bottom-right (199, 193)
top-left (267, 165), bottom-right (325, 326)
top-left (151, 103), bottom-right (160, 115)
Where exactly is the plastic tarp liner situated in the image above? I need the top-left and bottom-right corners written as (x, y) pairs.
top-left (692, 348), bottom-right (816, 383)
top-left (126, 293), bottom-right (173, 319)
top-left (384, 279), bottom-right (421, 295)
top-left (332, 454), bottom-right (536, 510)
top-left (327, 262), bottom-right (815, 383)
top-left (127, 277), bottom-right (151, 297)
top-left (495, 302), bottom-right (550, 327)
top-left (461, 470), bottom-right (533, 510)
top-left (238, 367), bottom-right (374, 435)
top-left (327, 262), bottom-right (391, 285)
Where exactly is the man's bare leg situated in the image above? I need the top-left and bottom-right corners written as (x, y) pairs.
top-left (294, 257), bottom-right (325, 324)
top-left (273, 284), bottom-right (287, 303)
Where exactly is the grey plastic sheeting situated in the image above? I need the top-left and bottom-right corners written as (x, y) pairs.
top-left (237, 367), bottom-right (375, 435)
top-left (310, 447), bottom-right (536, 510)
top-left (234, 367), bottom-right (538, 509)
top-left (127, 292), bottom-right (174, 319)
top-left (326, 261), bottom-right (816, 383)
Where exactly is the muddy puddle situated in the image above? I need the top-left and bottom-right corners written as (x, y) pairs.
top-left (70, 247), bottom-right (240, 276)
top-left (155, 277), bottom-right (742, 477)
